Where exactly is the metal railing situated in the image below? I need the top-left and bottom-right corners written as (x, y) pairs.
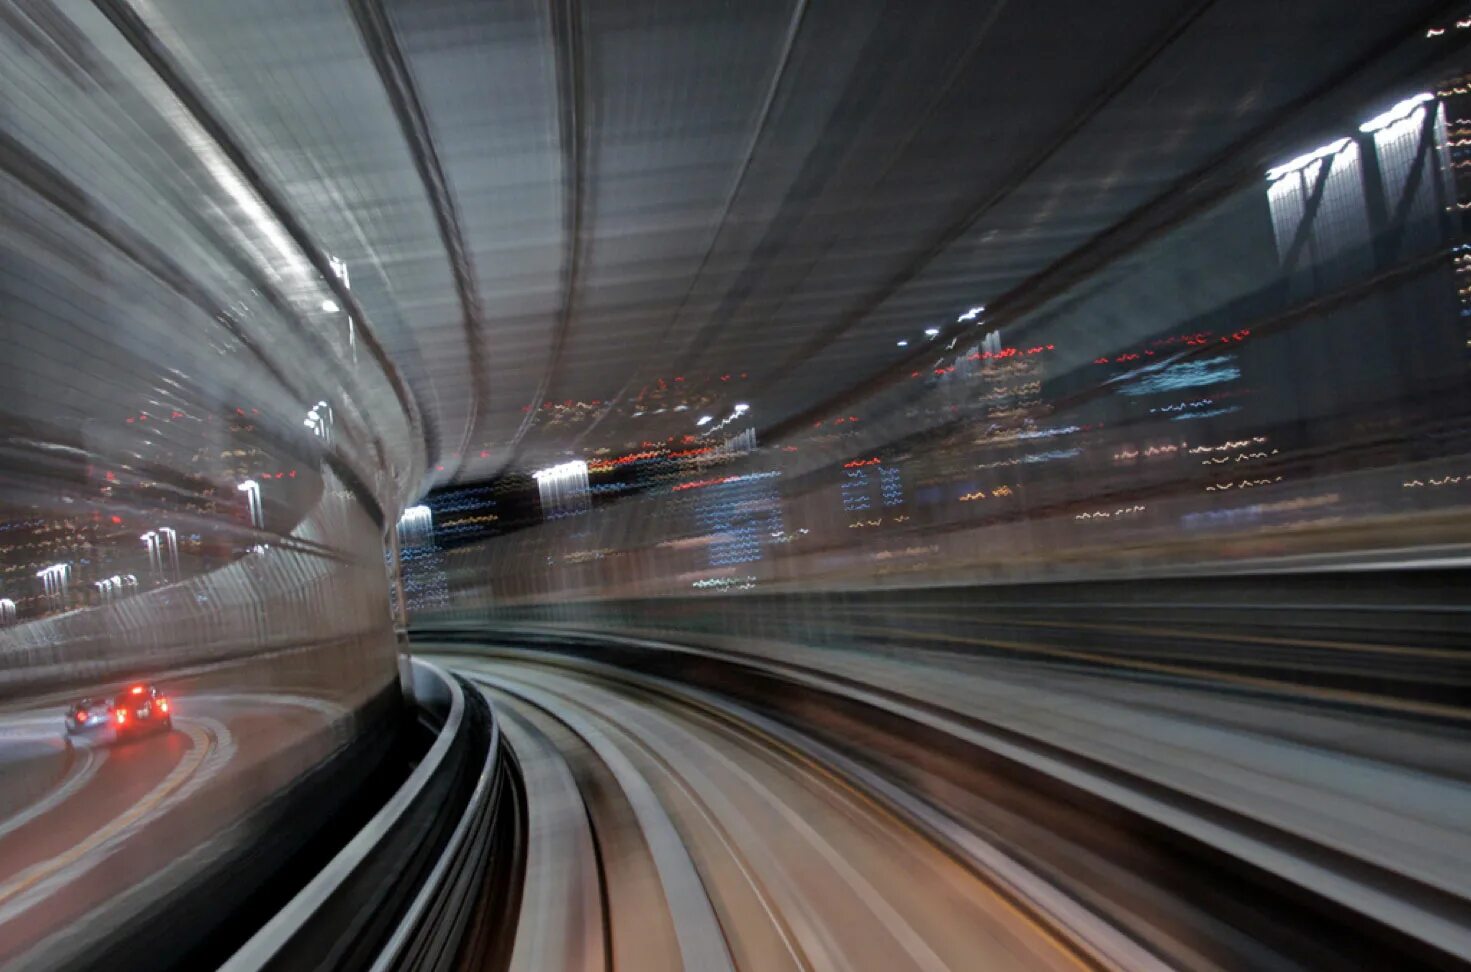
top-left (219, 658), bottom-right (517, 972)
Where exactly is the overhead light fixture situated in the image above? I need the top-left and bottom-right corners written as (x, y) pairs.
top-left (320, 299), bottom-right (340, 313)
top-left (1265, 137), bottom-right (1351, 182)
top-left (733, 403), bottom-right (750, 413)
top-left (1359, 92), bottom-right (1434, 133)
top-left (896, 340), bottom-right (909, 348)
top-left (924, 327), bottom-right (940, 337)
top-left (531, 462), bottom-right (591, 519)
top-left (958, 306), bottom-right (985, 322)
top-left (532, 461), bottom-right (588, 482)
top-left (696, 416), bottom-right (713, 426)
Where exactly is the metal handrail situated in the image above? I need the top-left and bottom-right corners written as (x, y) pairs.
top-left (369, 695), bottom-right (502, 970)
top-left (218, 658), bottom-right (465, 972)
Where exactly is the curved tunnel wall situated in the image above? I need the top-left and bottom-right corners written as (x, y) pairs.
top-left (0, 5), bottom-right (427, 961)
top-left (1, 1), bottom-right (423, 700)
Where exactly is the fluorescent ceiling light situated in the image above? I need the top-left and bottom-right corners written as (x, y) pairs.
top-left (1360, 92), bottom-right (1434, 133)
top-left (532, 461), bottom-right (588, 482)
top-left (1266, 137), bottom-right (1351, 181)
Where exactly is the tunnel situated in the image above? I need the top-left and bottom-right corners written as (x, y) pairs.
top-left (2, 1), bottom-right (1470, 970)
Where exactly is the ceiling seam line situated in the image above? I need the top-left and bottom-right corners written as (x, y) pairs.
top-left (569, 0), bottom-right (812, 449)
top-left (672, 0), bottom-right (1012, 385)
top-left (498, 0), bottom-right (589, 475)
top-left (347, 0), bottom-right (487, 485)
top-left (88, 0), bottom-right (436, 485)
top-left (751, 0), bottom-right (1221, 397)
top-left (0, 131), bottom-right (386, 527)
top-left (662, 2), bottom-right (1016, 388)
top-left (16, 0), bottom-right (395, 476)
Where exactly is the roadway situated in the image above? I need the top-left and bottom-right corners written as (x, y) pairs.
top-left (0, 690), bottom-right (345, 965)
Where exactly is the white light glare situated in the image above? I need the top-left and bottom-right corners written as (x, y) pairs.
top-left (533, 460), bottom-right (589, 482)
top-left (398, 504), bottom-right (434, 540)
top-left (958, 305), bottom-right (985, 322)
top-left (1359, 92), bottom-right (1435, 133)
top-left (696, 416), bottom-right (713, 426)
top-left (924, 327), bottom-right (940, 337)
top-left (1265, 137), bottom-right (1351, 182)
top-left (733, 403), bottom-right (750, 413)
top-left (896, 340), bottom-right (909, 348)
top-left (237, 480), bottom-right (258, 492)
top-left (321, 299), bottom-right (340, 313)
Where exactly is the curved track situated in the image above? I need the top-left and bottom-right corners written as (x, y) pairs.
top-left (449, 654), bottom-right (1152, 972)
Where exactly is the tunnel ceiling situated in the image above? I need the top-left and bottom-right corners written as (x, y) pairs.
top-left (66, 0), bottom-right (1450, 488)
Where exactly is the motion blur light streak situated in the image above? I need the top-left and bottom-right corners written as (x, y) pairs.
top-left (5, 1), bottom-right (1471, 970)
top-left (1360, 91), bottom-right (1437, 133)
top-left (1265, 136), bottom-right (1354, 181)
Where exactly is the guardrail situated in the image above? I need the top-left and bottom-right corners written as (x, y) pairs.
top-left (218, 658), bottom-right (519, 972)
top-left (422, 566), bottom-right (1471, 718)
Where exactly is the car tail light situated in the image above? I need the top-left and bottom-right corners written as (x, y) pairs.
top-left (158, 700), bottom-right (168, 713)
top-left (131, 686), bottom-right (144, 696)
top-left (76, 710), bottom-right (87, 722)
top-left (115, 710), bottom-right (127, 724)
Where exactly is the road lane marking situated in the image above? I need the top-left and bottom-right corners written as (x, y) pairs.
top-left (0, 746), bottom-right (107, 844)
top-left (0, 724), bottom-right (211, 923)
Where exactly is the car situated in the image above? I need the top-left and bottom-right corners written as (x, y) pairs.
top-left (65, 696), bottom-right (114, 736)
top-left (111, 683), bottom-right (172, 737)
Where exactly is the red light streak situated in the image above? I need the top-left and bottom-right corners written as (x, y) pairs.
top-left (673, 475), bottom-right (737, 491)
